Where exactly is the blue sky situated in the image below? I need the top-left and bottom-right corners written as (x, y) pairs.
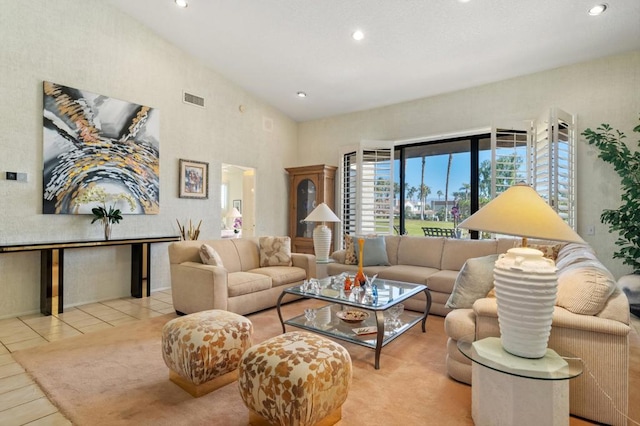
top-left (395, 151), bottom-right (492, 201)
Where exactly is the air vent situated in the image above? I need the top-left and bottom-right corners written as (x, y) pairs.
top-left (183, 91), bottom-right (205, 108)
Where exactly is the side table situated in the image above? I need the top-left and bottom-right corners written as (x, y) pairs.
top-left (314, 259), bottom-right (335, 279)
top-left (458, 337), bottom-right (582, 426)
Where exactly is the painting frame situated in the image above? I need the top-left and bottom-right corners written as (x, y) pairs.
top-left (233, 199), bottom-right (242, 214)
top-left (179, 159), bottom-right (209, 199)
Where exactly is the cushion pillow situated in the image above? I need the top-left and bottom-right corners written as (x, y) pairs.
top-left (518, 242), bottom-right (564, 261)
top-left (354, 236), bottom-right (390, 266)
top-left (259, 236), bottom-right (292, 267)
top-left (556, 262), bottom-right (617, 315)
top-left (445, 254), bottom-right (499, 309)
top-left (344, 234), bottom-right (357, 265)
top-left (199, 244), bottom-right (224, 267)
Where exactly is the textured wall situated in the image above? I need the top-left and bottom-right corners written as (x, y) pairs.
top-left (298, 51), bottom-right (640, 279)
top-left (0, 0), bottom-right (297, 318)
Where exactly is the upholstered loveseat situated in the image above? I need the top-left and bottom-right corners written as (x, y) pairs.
top-left (444, 242), bottom-right (630, 426)
top-left (168, 237), bottom-right (315, 316)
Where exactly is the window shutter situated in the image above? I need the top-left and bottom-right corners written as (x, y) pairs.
top-left (490, 128), bottom-right (530, 199)
top-left (339, 141), bottom-right (394, 245)
top-left (532, 108), bottom-right (577, 229)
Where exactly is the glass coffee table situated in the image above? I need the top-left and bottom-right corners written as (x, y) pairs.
top-left (276, 277), bottom-right (432, 369)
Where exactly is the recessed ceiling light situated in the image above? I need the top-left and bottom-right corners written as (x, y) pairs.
top-left (352, 30), bottom-right (365, 41)
top-left (297, 91), bottom-right (307, 98)
top-left (588, 4), bottom-right (607, 16)
top-left (175, 0), bottom-right (188, 8)
top-left (458, 0), bottom-right (472, 3)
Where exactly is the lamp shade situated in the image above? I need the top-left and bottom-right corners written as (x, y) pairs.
top-left (227, 207), bottom-right (242, 218)
top-left (303, 203), bottom-right (340, 223)
top-left (457, 183), bottom-right (584, 243)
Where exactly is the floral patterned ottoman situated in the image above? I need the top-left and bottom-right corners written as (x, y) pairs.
top-left (238, 331), bottom-right (352, 426)
top-left (161, 309), bottom-right (253, 397)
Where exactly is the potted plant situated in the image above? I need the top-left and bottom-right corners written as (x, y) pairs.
top-left (75, 185), bottom-right (136, 240)
top-left (582, 116), bottom-right (640, 316)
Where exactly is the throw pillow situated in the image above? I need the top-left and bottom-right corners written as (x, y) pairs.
top-left (445, 254), bottom-right (499, 309)
top-left (259, 236), bottom-right (292, 267)
top-left (199, 244), bottom-right (224, 267)
top-left (344, 234), bottom-right (357, 265)
top-left (354, 236), bottom-right (390, 266)
top-left (517, 242), bottom-right (564, 261)
top-left (556, 262), bottom-right (617, 315)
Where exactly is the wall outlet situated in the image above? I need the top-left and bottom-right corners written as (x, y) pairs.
top-left (16, 172), bottom-right (27, 182)
top-left (586, 225), bottom-right (596, 236)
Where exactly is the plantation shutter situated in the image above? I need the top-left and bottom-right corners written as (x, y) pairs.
top-left (532, 108), bottom-right (577, 229)
top-left (339, 141), bottom-right (394, 246)
top-left (490, 128), bottom-right (531, 199)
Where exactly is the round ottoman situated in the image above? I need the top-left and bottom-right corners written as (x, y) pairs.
top-left (238, 331), bottom-right (352, 426)
top-left (162, 309), bottom-right (253, 397)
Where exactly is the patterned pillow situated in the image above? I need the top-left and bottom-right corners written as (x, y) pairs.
top-left (199, 244), bottom-right (224, 267)
top-left (344, 234), bottom-right (357, 265)
top-left (517, 242), bottom-right (564, 261)
top-left (259, 236), bottom-right (292, 267)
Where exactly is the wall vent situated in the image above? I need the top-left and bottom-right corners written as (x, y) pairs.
top-left (183, 91), bottom-right (205, 108)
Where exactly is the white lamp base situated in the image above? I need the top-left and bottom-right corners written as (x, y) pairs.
top-left (494, 247), bottom-right (558, 358)
top-left (312, 224), bottom-right (331, 262)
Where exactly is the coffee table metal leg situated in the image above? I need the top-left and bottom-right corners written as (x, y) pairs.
top-left (276, 291), bottom-right (287, 333)
top-left (374, 311), bottom-right (384, 369)
top-left (421, 289), bottom-right (432, 332)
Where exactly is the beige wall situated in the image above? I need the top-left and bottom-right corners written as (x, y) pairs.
top-left (0, 0), bottom-right (297, 318)
top-left (298, 51), bottom-right (640, 279)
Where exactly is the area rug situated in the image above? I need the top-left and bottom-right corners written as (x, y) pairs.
top-left (20, 297), bottom-right (613, 425)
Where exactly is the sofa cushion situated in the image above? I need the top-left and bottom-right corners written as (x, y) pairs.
top-left (556, 262), bottom-right (617, 315)
top-left (227, 272), bottom-right (272, 297)
top-left (445, 254), bottom-right (498, 309)
top-left (440, 239), bottom-right (498, 271)
top-left (355, 236), bottom-right (391, 266)
top-left (426, 270), bottom-right (459, 294)
top-left (397, 236), bottom-right (444, 268)
top-left (376, 264), bottom-right (438, 285)
top-left (259, 236), bottom-right (292, 267)
top-left (250, 266), bottom-right (307, 287)
top-left (519, 242), bottom-right (564, 261)
top-left (199, 244), bottom-right (224, 267)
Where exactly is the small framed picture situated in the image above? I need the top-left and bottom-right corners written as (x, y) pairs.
top-left (179, 159), bottom-right (209, 199)
top-left (233, 199), bottom-right (242, 213)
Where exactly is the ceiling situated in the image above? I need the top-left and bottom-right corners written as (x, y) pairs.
top-left (104, 0), bottom-right (640, 122)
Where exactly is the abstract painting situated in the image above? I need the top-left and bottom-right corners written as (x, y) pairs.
top-left (42, 81), bottom-right (160, 214)
top-left (179, 159), bottom-right (208, 199)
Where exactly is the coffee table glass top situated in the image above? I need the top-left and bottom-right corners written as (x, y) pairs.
top-left (284, 277), bottom-right (426, 310)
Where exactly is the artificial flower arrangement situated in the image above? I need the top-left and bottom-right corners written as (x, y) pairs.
top-left (233, 217), bottom-right (242, 234)
top-left (74, 185), bottom-right (136, 225)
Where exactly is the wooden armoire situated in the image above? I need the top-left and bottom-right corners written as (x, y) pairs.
top-left (285, 164), bottom-right (337, 255)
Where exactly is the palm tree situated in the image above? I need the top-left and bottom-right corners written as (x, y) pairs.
top-left (419, 184), bottom-right (431, 220)
top-left (459, 183), bottom-right (470, 201)
top-left (420, 156), bottom-right (426, 219)
top-left (437, 190), bottom-right (443, 200)
top-left (444, 153), bottom-right (453, 222)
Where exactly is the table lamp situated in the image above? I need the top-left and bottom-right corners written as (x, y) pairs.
top-left (303, 203), bottom-right (341, 262)
top-left (458, 182), bottom-right (584, 358)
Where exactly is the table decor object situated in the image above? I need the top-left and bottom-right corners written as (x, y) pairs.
top-left (75, 185), bottom-right (136, 240)
top-left (336, 310), bottom-right (369, 323)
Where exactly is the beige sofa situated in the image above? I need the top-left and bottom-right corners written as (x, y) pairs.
top-left (444, 242), bottom-right (630, 426)
top-left (168, 237), bottom-right (315, 316)
top-left (328, 235), bottom-right (521, 316)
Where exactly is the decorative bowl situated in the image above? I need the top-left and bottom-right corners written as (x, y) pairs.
top-left (336, 310), bottom-right (369, 324)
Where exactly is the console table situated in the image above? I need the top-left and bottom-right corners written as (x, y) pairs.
top-left (0, 236), bottom-right (180, 315)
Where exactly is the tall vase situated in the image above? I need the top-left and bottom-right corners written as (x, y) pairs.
top-left (355, 238), bottom-right (366, 286)
top-left (103, 219), bottom-right (112, 241)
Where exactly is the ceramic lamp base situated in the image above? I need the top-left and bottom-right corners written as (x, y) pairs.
top-left (313, 225), bottom-right (331, 262)
top-left (494, 247), bottom-right (558, 359)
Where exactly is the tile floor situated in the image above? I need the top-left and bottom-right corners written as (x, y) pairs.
top-left (1, 291), bottom-right (639, 426)
top-left (0, 290), bottom-right (175, 426)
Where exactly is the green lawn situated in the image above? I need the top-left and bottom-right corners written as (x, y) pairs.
top-left (394, 218), bottom-right (456, 236)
